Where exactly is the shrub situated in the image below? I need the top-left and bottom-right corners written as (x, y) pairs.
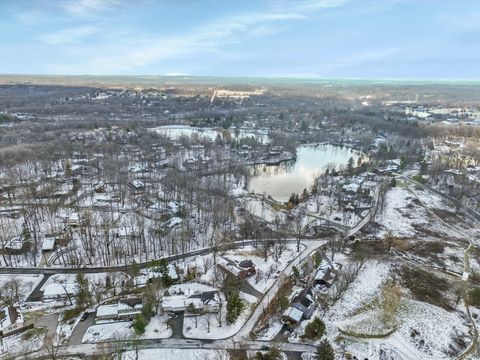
top-left (302, 317), bottom-right (326, 340)
top-left (468, 288), bottom-right (480, 307)
top-left (254, 348), bottom-right (282, 360)
top-left (401, 266), bottom-right (451, 309)
top-left (132, 314), bottom-right (148, 335)
top-left (63, 307), bottom-right (83, 322)
top-left (412, 174), bottom-right (426, 184)
top-left (22, 327), bottom-right (47, 341)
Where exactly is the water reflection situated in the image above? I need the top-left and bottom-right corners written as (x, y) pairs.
top-left (248, 144), bottom-right (361, 202)
top-left (150, 125), bottom-right (270, 143)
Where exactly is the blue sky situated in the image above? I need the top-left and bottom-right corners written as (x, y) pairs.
top-left (0, 0), bottom-right (479, 78)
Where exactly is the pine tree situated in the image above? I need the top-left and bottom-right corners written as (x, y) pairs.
top-left (75, 273), bottom-right (92, 309)
top-left (316, 339), bottom-right (334, 360)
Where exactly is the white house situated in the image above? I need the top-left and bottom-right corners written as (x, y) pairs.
top-left (0, 307), bottom-right (26, 337)
top-left (96, 298), bottom-right (143, 322)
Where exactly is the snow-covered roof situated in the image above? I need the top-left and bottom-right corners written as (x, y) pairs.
top-left (314, 264), bottom-right (333, 281)
top-left (217, 258), bottom-right (242, 276)
top-left (42, 238), bottom-right (55, 251)
top-left (162, 295), bottom-right (203, 310)
top-left (342, 183), bottom-right (359, 193)
top-left (97, 304), bottom-right (118, 318)
top-left (169, 282), bottom-right (217, 297)
top-left (282, 306), bottom-right (303, 322)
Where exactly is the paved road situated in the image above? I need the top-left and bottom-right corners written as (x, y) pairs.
top-left (233, 240), bottom-right (325, 342)
top-left (25, 274), bottom-right (51, 302)
top-left (0, 238), bottom-right (327, 276)
top-left (18, 338), bottom-right (317, 359)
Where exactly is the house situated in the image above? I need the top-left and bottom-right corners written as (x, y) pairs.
top-left (42, 237), bottom-right (56, 252)
top-left (217, 257), bottom-right (256, 279)
top-left (281, 287), bottom-right (316, 327)
top-left (161, 291), bottom-right (220, 313)
top-left (42, 281), bottom-right (77, 301)
top-left (290, 287), bottom-right (316, 320)
top-left (130, 180), bottom-right (146, 192)
top-left (281, 306), bottom-right (304, 326)
top-left (161, 295), bottom-right (204, 313)
top-left (161, 283), bottom-right (221, 313)
top-left (314, 264), bottom-right (337, 287)
top-left (134, 265), bottom-right (179, 287)
top-left (238, 260), bottom-right (256, 276)
top-left (0, 307), bottom-right (29, 337)
top-left (96, 298), bottom-right (143, 322)
top-left (117, 298), bottom-right (143, 320)
top-left (96, 304), bottom-right (119, 321)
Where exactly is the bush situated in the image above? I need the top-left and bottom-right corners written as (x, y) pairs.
top-left (412, 174), bottom-right (426, 184)
top-left (468, 288), bottom-right (480, 307)
top-left (63, 307), bottom-right (83, 322)
top-left (132, 314), bottom-right (148, 335)
top-left (302, 317), bottom-right (326, 340)
top-left (22, 327), bottom-right (47, 341)
top-left (401, 266), bottom-right (451, 309)
top-left (254, 348), bottom-right (282, 360)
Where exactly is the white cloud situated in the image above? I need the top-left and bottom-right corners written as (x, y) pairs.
top-left (61, 0), bottom-right (120, 15)
top-left (42, 0), bottom-right (350, 74)
top-left (39, 26), bottom-right (99, 44)
top-left (81, 0), bottom-right (349, 72)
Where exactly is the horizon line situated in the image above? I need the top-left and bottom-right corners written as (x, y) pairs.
top-left (1, 73), bottom-right (480, 84)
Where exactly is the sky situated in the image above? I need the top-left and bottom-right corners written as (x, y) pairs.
top-left (0, 0), bottom-right (479, 79)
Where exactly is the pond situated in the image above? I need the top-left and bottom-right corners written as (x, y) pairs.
top-left (248, 144), bottom-right (361, 202)
top-left (150, 125), bottom-right (270, 143)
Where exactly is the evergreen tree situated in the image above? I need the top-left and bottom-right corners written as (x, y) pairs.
top-left (316, 339), bottom-right (334, 360)
top-left (75, 273), bottom-right (92, 309)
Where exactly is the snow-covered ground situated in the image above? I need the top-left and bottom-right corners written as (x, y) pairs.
top-left (122, 349), bottom-right (229, 360)
top-left (0, 274), bottom-right (43, 302)
top-left (82, 321), bottom-right (133, 343)
top-left (143, 314), bottom-right (172, 339)
top-left (40, 272), bottom-right (127, 302)
top-left (183, 291), bottom-right (256, 340)
top-left (255, 319), bottom-right (283, 341)
top-left (222, 244), bottom-right (299, 293)
top-left (0, 328), bottom-right (46, 358)
top-left (82, 314), bottom-right (172, 343)
top-left (378, 187), bottom-right (429, 237)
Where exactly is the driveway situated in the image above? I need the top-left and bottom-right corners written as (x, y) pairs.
top-left (25, 312), bottom-right (59, 340)
top-left (69, 312), bottom-right (95, 345)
